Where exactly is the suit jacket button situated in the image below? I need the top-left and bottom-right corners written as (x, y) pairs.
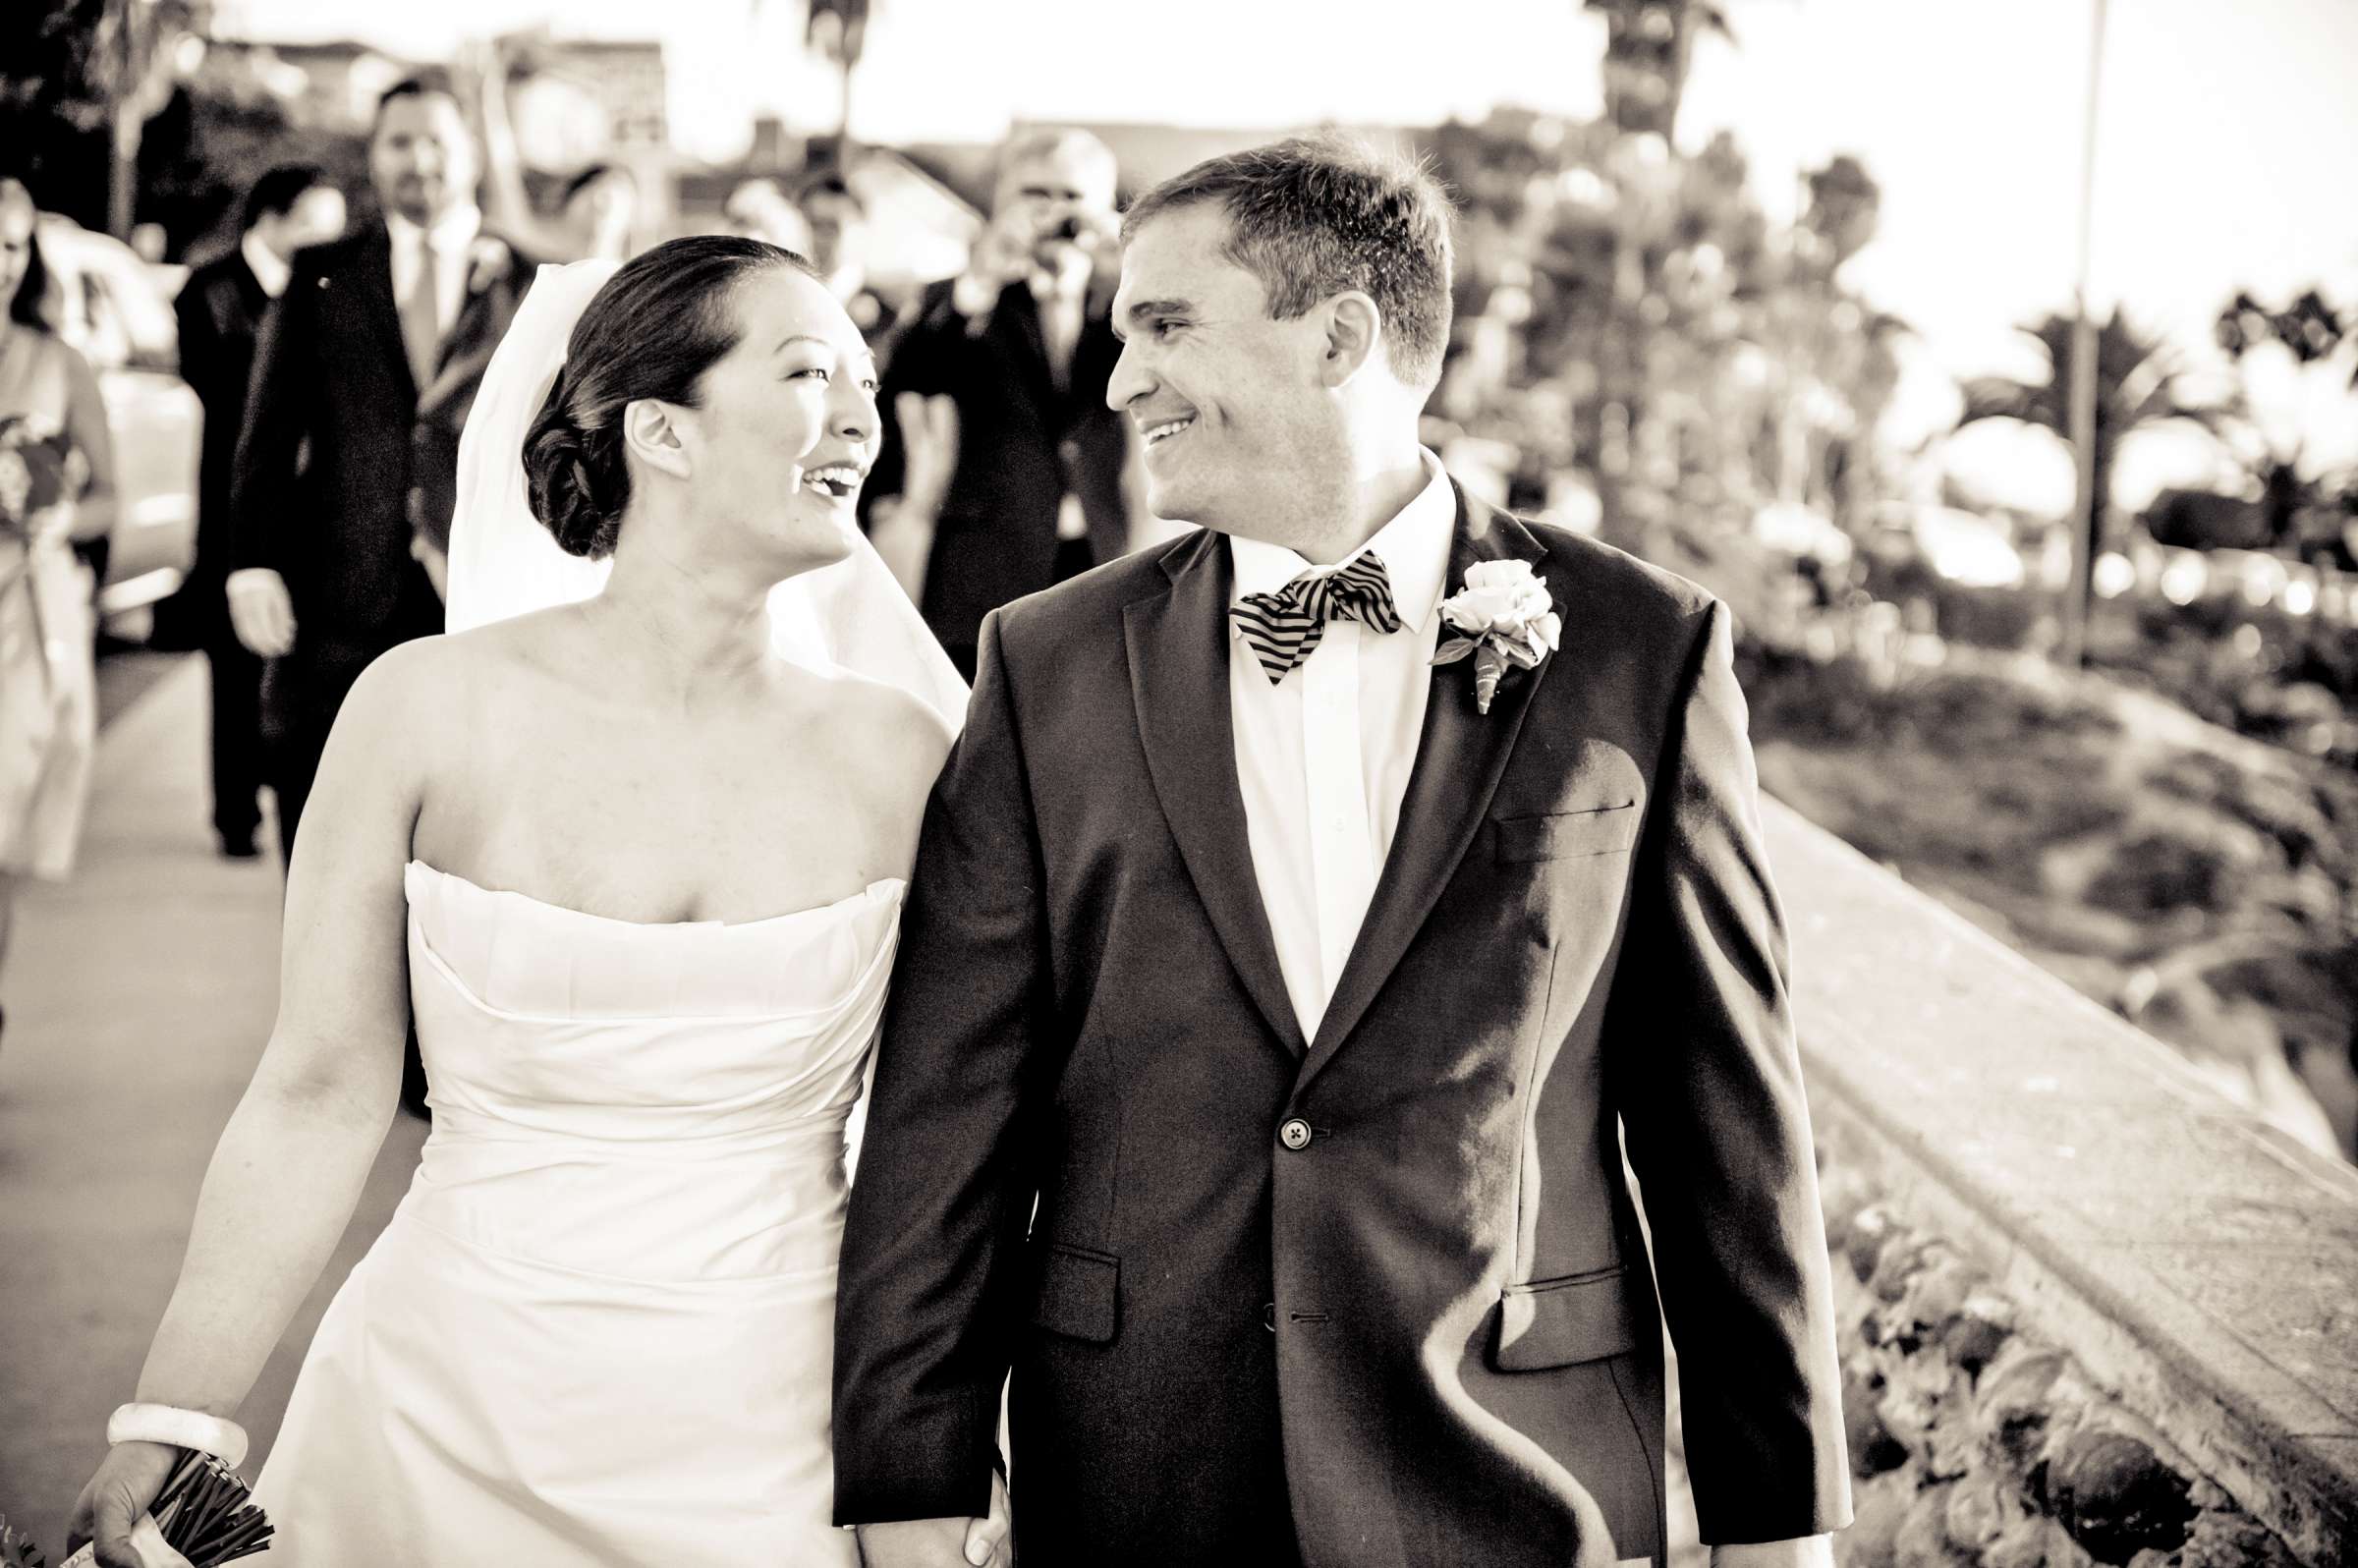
top-left (1279, 1118), bottom-right (1313, 1151)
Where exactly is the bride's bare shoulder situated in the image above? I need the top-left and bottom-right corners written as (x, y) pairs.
top-left (807, 668), bottom-right (955, 781)
top-left (433, 606), bottom-right (590, 676)
top-left (334, 612), bottom-right (583, 745)
top-left (315, 635), bottom-right (465, 775)
top-left (394, 610), bottom-right (607, 714)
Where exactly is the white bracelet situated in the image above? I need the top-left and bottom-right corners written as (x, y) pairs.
top-left (106, 1401), bottom-right (250, 1469)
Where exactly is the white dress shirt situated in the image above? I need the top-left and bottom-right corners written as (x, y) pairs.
top-left (385, 204), bottom-right (481, 341)
top-left (1031, 269), bottom-right (1092, 541)
top-left (1030, 269), bottom-right (1085, 388)
top-left (240, 231), bottom-right (291, 300)
top-left (1229, 451), bottom-right (1455, 1042)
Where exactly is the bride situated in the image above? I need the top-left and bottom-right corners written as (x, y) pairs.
top-left (68, 238), bottom-right (1002, 1566)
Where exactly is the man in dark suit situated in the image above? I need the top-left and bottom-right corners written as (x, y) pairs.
top-left (836, 139), bottom-right (1849, 1568)
top-left (863, 128), bottom-right (1134, 680)
top-left (168, 164), bottom-right (346, 859)
top-left (228, 79), bottom-right (533, 864)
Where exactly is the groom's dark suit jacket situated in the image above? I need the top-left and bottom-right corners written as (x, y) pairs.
top-left (834, 487), bottom-right (1851, 1567)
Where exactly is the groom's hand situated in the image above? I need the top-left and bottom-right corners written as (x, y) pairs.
top-left (856, 1470), bottom-right (1011, 1567)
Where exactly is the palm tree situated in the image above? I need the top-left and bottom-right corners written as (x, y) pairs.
top-left (2218, 287), bottom-right (2353, 386)
top-left (804, 0), bottom-right (868, 153)
top-left (1956, 308), bottom-right (2236, 568)
top-left (2, 0), bottom-right (201, 237)
top-left (2216, 286), bottom-right (2356, 557)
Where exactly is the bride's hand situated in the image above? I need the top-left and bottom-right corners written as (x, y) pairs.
top-left (961, 1466), bottom-right (1011, 1566)
top-left (65, 1439), bottom-right (182, 1568)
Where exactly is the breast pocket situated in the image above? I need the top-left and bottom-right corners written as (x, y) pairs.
top-left (1493, 801), bottom-right (1640, 863)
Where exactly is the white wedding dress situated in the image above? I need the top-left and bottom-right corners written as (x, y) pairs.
top-left (251, 863), bottom-right (903, 1565)
top-left (238, 257), bottom-right (966, 1563)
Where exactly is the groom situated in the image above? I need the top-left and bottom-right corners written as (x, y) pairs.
top-left (834, 138), bottom-right (1850, 1568)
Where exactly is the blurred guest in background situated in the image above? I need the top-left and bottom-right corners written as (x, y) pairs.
top-left (722, 177), bottom-right (813, 253)
top-left (230, 77), bottom-right (533, 868)
top-left (464, 40), bottom-right (634, 266)
top-left (167, 163), bottom-right (347, 860)
top-left (796, 170), bottom-right (905, 363)
top-left (0, 178), bottom-right (118, 1047)
top-left (229, 80), bottom-right (533, 1118)
top-left (865, 127), bottom-right (1133, 679)
top-left (558, 161), bottom-right (640, 263)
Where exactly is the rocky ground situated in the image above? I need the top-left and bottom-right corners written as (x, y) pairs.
top-left (1739, 640), bottom-right (2358, 1163)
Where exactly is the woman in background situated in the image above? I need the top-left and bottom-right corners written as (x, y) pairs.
top-left (0, 177), bottom-right (119, 1049)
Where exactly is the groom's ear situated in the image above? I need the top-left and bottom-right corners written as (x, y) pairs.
top-left (1319, 291), bottom-right (1384, 388)
top-left (622, 398), bottom-right (692, 480)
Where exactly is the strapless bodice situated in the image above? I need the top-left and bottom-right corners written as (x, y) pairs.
top-left (251, 864), bottom-right (896, 1564)
top-left (398, 861), bottom-right (904, 1282)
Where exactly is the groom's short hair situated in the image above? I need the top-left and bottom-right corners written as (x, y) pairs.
top-left (1122, 135), bottom-right (1455, 390)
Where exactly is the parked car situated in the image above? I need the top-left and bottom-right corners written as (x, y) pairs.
top-left (33, 213), bottom-right (200, 633)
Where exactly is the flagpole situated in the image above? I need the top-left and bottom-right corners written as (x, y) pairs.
top-left (2060, 0), bottom-right (2110, 668)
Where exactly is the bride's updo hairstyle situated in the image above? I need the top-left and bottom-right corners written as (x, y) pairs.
top-left (524, 235), bottom-right (821, 558)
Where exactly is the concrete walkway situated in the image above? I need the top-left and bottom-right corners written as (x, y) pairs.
top-left (0, 657), bottom-right (424, 1555)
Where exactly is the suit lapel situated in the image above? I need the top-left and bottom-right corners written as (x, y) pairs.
top-left (229, 253), bottom-right (268, 326)
top-left (346, 224), bottom-right (417, 404)
top-left (1062, 274), bottom-right (1121, 429)
top-left (1299, 489), bottom-right (1553, 1086)
top-left (1125, 531), bottom-right (1310, 1059)
top-left (417, 237), bottom-right (530, 418)
top-left (993, 282), bottom-right (1062, 415)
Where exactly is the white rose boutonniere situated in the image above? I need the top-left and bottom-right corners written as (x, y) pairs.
top-left (1432, 559), bottom-right (1560, 714)
top-left (466, 236), bottom-right (515, 298)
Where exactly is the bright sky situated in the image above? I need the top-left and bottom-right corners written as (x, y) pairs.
top-left (218, 0), bottom-right (2358, 509)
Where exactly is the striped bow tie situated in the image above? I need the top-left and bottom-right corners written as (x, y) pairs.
top-left (1231, 551), bottom-right (1404, 684)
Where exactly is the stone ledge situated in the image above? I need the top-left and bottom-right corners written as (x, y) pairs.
top-left (1764, 798), bottom-right (2358, 1565)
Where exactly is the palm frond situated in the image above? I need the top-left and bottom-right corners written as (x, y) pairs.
top-left (1956, 375), bottom-right (2065, 434)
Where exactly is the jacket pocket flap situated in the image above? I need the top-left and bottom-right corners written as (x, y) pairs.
top-left (1032, 1243), bottom-right (1118, 1343)
top-left (1490, 1266), bottom-right (1640, 1371)
top-left (1494, 802), bottom-right (1640, 863)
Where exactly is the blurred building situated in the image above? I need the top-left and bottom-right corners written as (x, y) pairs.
top-left (897, 121), bottom-right (1412, 210)
top-left (674, 126), bottom-right (977, 287)
top-left (210, 37), bottom-right (411, 132)
top-left (521, 38), bottom-right (667, 155)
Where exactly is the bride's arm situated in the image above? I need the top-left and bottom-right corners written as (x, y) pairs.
top-left (137, 643), bottom-right (436, 1411)
top-left (70, 643), bottom-right (445, 1562)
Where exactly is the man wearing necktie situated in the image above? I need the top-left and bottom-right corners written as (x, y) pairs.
top-left (839, 137), bottom-right (1851, 1568)
top-left (227, 79), bottom-right (534, 1118)
top-left (394, 209), bottom-right (448, 391)
top-left (228, 79), bottom-right (533, 871)
top-left (862, 127), bottom-right (1135, 680)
